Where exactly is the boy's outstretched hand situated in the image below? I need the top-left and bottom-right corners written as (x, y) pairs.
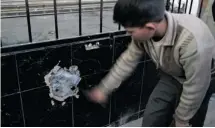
top-left (86, 87), bottom-right (108, 104)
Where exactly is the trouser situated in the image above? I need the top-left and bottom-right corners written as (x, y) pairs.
top-left (142, 71), bottom-right (215, 127)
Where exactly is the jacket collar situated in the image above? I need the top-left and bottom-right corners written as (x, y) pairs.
top-left (160, 11), bottom-right (178, 46)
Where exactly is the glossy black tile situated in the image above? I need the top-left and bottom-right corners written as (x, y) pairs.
top-left (16, 46), bottom-right (72, 91)
top-left (21, 87), bottom-right (73, 127)
top-left (110, 62), bottom-right (144, 123)
top-left (139, 60), bottom-right (160, 111)
top-left (1, 94), bottom-right (24, 127)
top-left (1, 55), bottom-right (19, 96)
top-left (72, 38), bottom-right (113, 76)
top-left (113, 35), bottom-right (130, 61)
top-left (113, 35), bottom-right (144, 62)
top-left (73, 72), bottom-right (110, 127)
top-left (77, 71), bottom-right (108, 90)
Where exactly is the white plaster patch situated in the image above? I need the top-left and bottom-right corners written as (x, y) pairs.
top-left (44, 61), bottom-right (81, 106)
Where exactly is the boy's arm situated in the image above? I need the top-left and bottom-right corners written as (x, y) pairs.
top-left (97, 39), bottom-right (144, 95)
top-left (174, 38), bottom-right (214, 126)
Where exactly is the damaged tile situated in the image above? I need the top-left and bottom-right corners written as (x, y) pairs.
top-left (72, 38), bottom-right (113, 76)
top-left (44, 63), bottom-right (81, 102)
top-left (16, 46), bottom-right (72, 91)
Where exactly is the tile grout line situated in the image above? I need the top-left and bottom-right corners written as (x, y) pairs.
top-left (1, 86), bottom-right (47, 98)
top-left (81, 70), bottom-right (110, 78)
top-left (15, 55), bottom-right (26, 126)
top-left (108, 34), bottom-right (115, 125)
top-left (1, 92), bottom-right (20, 98)
top-left (111, 35), bottom-right (116, 64)
top-left (108, 95), bottom-right (112, 125)
top-left (21, 86), bottom-right (46, 93)
top-left (137, 55), bottom-right (147, 118)
top-left (72, 97), bottom-right (75, 127)
top-left (71, 45), bottom-right (75, 127)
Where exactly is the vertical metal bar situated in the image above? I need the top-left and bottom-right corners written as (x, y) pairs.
top-left (79, 0), bottom-right (82, 35)
top-left (53, 0), bottom-right (59, 39)
top-left (171, 0), bottom-right (175, 12)
top-left (185, 0), bottom-right (188, 13)
top-left (189, 0), bottom-right (193, 14)
top-left (166, 0), bottom-right (170, 11)
top-left (100, 0), bottom-right (103, 33)
top-left (178, 0), bottom-right (182, 13)
top-left (198, 0), bottom-right (204, 18)
top-left (25, 0), bottom-right (32, 42)
top-left (118, 24), bottom-right (121, 30)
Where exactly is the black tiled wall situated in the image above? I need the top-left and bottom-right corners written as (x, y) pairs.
top-left (73, 72), bottom-right (110, 127)
top-left (21, 87), bottom-right (73, 127)
top-left (16, 46), bottom-right (72, 91)
top-left (1, 34), bottom-right (159, 127)
top-left (1, 94), bottom-right (24, 127)
top-left (72, 38), bottom-right (113, 76)
top-left (1, 55), bottom-right (19, 96)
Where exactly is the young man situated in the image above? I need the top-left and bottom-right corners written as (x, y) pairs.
top-left (87, 0), bottom-right (215, 127)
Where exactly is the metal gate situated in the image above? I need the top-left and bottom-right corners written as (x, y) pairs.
top-left (1, 0), bottom-right (204, 48)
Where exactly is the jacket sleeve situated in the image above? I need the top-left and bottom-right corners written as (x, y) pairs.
top-left (174, 37), bottom-right (214, 124)
top-left (97, 39), bottom-right (144, 95)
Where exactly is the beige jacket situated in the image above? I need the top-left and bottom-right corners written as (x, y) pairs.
top-left (97, 12), bottom-right (215, 124)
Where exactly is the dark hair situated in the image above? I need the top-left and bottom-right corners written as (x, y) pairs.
top-left (113, 0), bottom-right (165, 27)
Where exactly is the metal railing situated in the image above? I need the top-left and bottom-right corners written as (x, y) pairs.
top-left (1, 0), bottom-right (205, 47)
top-left (166, 0), bottom-right (202, 16)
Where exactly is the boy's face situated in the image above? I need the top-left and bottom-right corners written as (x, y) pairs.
top-left (125, 23), bottom-right (158, 41)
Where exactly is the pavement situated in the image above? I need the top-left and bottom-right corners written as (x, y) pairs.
top-left (1, 10), bottom-right (120, 46)
top-left (121, 94), bottom-right (215, 127)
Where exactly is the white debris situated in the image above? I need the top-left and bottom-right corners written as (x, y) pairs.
top-left (44, 62), bottom-right (81, 106)
top-left (51, 100), bottom-right (55, 106)
top-left (62, 102), bottom-right (66, 106)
